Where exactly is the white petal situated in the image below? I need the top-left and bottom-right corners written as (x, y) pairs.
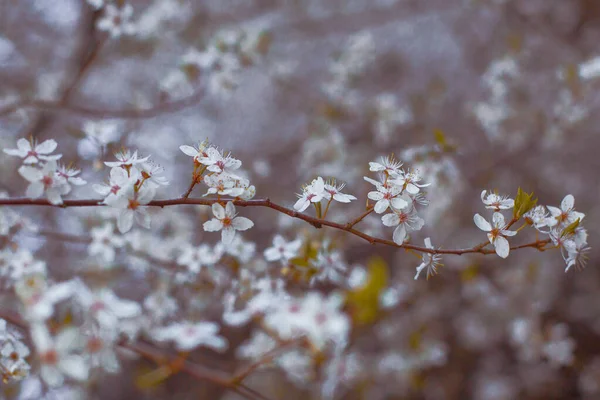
top-left (16, 138), bottom-right (32, 152)
top-left (225, 201), bottom-right (236, 217)
top-left (221, 227), bottom-right (235, 244)
top-left (473, 214), bottom-right (491, 232)
top-left (3, 148), bottom-right (26, 157)
top-left (41, 366), bottom-right (64, 387)
top-left (35, 139), bottom-right (58, 154)
top-left (18, 166), bottom-right (43, 182)
top-left (212, 203), bottom-right (225, 219)
top-left (374, 199), bottom-right (389, 214)
top-left (203, 219), bottom-right (223, 232)
top-left (492, 212), bottom-right (505, 228)
top-left (411, 215), bottom-right (425, 231)
top-left (231, 216), bottom-right (253, 231)
top-left (405, 183), bottom-right (419, 194)
top-left (501, 229), bottom-right (517, 237)
top-left (392, 225), bottom-right (407, 245)
top-left (546, 206), bottom-right (562, 218)
top-left (59, 356), bottom-right (88, 381)
top-left (26, 182), bottom-right (44, 198)
top-left (179, 145), bottom-right (199, 157)
top-left (382, 213), bottom-right (400, 227)
top-left (294, 197), bottom-right (310, 212)
top-left (367, 191), bottom-right (384, 201)
top-left (561, 194), bottom-right (574, 211)
top-left (117, 210), bottom-right (134, 233)
top-left (134, 209), bottom-right (151, 229)
top-left (494, 236), bottom-right (510, 258)
top-left (391, 197), bottom-right (408, 210)
top-left (46, 189), bottom-right (63, 205)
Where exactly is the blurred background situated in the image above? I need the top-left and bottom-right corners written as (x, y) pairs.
top-left (1, 0), bottom-right (599, 399)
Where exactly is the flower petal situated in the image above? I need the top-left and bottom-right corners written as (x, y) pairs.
top-left (392, 224), bottom-right (407, 245)
top-left (117, 210), bottom-right (134, 233)
top-left (35, 139), bottom-right (58, 154)
top-left (179, 145), bottom-right (198, 157)
top-left (473, 214), bottom-right (491, 232)
top-left (494, 236), bottom-right (510, 258)
top-left (381, 212), bottom-right (400, 227)
top-left (221, 227), bottom-right (235, 244)
top-left (203, 219), bottom-right (223, 232)
top-left (232, 216), bottom-right (253, 231)
top-left (212, 203), bottom-right (225, 219)
top-left (561, 194), bottom-right (574, 211)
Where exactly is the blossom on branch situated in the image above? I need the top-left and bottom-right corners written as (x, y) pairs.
top-left (474, 212), bottom-right (517, 258)
top-left (203, 202), bottom-right (254, 244)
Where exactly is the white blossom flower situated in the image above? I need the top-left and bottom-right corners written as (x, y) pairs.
top-left (473, 212), bottom-right (517, 258)
top-left (19, 281), bottom-right (75, 322)
top-left (547, 194), bottom-right (585, 228)
top-left (82, 327), bottom-right (120, 373)
top-left (203, 202), bottom-right (253, 244)
top-left (264, 292), bottom-right (349, 351)
top-left (391, 169), bottom-right (430, 195)
top-left (177, 243), bottom-right (218, 274)
top-left (368, 183), bottom-right (408, 214)
top-left (103, 184), bottom-right (156, 233)
top-left (138, 161), bottom-right (169, 188)
top-left (198, 147), bottom-right (242, 177)
top-left (151, 322), bottom-right (228, 352)
top-left (97, 4), bottom-right (137, 39)
top-left (542, 324), bottom-right (575, 368)
top-left (56, 165), bottom-right (86, 186)
top-left (75, 285), bottom-right (141, 331)
top-left (104, 150), bottom-right (149, 169)
top-left (18, 161), bottom-right (70, 205)
top-left (93, 166), bottom-right (137, 200)
top-left (179, 141), bottom-right (210, 164)
top-left (382, 208), bottom-right (425, 245)
top-left (88, 223), bottom-right (125, 263)
top-left (322, 180), bottom-right (357, 203)
top-left (368, 155), bottom-right (403, 177)
top-left (203, 174), bottom-right (245, 197)
top-left (294, 177), bottom-right (326, 212)
top-left (3, 138), bottom-right (62, 164)
top-left (524, 205), bottom-right (552, 230)
top-left (312, 249), bottom-right (347, 284)
top-left (414, 238), bottom-right (442, 280)
top-left (31, 324), bottom-right (88, 387)
top-left (480, 190), bottom-right (514, 211)
top-left (264, 235), bottom-right (302, 263)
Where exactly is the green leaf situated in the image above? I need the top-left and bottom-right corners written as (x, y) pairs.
top-left (513, 187), bottom-right (537, 219)
top-left (561, 218), bottom-right (580, 238)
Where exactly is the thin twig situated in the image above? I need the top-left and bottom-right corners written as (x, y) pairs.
top-left (0, 312), bottom-right (271, 400)
top-left (0, 197), bottom-right (552, 256)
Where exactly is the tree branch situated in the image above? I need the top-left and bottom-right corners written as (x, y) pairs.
top-left (0, 196), bottom-right (552, 257)
top-left (0, 311), bottom-right (272, 400)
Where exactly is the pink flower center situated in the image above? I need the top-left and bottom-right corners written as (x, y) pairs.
top-left (40, 349), bottom-right (58, 365)
top-left (42, 176), bottom-right (53, 188)
top-left (216, 160), bottom-right (225, 170)
top-left (110, 185), bottom-right (120, 195)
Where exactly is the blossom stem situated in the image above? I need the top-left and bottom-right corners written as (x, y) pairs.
top-left (322, 198), bottom-right (333, 219)
top-left (1, 196), bottom-right (554, 258)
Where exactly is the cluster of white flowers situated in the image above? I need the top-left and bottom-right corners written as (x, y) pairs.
top-left (264, 292), bottom-right (350, 351)
top-left (0, 319), bottom-right (31, 383)
top-left (474, 190), bottom-right (589, 271)
top-left (293, 176), bottom-right (357, 213)
top-left (530, 194), bottom-right (588, 272)
top-left (95, 3), bottom-right (137, 39)
top-left (162, 26), bottom-right (270, 98)
top-left (4, 138), bottom-right (86, 205)
top-left (94, 149), bottom-right (168, 233)
top-left (365, 156), bottom-right (429, 245)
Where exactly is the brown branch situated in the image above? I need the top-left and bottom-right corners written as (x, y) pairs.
top-left (0, 311), bottom-right (271, 400)
top-left (0, 93), bottom-right (204, 120)
top-left (1, 197), bottom-right (553, 257)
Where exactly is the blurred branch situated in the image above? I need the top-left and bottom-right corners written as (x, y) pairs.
top-left (0, 91), bottom-right (203, 120)
top-left (0, 311), bottom-right (271, 400)
top-left (0, 196), bottom-right (552, 256)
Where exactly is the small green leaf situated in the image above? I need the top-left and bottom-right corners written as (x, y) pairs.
top-left (513, 187), bottom-right (537, 219)
top-left (561, 218), bottom-right (580, 238)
